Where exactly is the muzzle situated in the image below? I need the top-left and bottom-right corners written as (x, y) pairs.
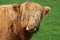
top-left (25, 25), bottom-right (39, 33)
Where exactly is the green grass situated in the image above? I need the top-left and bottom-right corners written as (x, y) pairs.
top-left (0, 0), bottom-right (60, 40)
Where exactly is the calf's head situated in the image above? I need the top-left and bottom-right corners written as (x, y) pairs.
top-left (20, 2), bottom-right (51, 33)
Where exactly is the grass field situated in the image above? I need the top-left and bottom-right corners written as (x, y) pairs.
top-left (0, 0), bottom-right (60, 40)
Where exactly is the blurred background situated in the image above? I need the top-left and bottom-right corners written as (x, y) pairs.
top-left (0, 0), bottom-right (60, 40)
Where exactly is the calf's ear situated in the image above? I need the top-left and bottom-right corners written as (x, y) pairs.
top-left (42, 6), bottom-right (51, 17)
top-left (13, 4), bottom-right (20, 12)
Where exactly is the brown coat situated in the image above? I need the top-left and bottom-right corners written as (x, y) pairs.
top-left (0, 1), bottom-right (50, 40)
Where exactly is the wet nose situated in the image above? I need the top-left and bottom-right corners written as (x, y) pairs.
top-left (26, 26), bottom-right (37, 31)
top-left (26, 26), bottom-right (39, 33)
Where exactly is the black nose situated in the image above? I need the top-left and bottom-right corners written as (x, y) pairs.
top-left (24, 27), bottom-right (39, 33)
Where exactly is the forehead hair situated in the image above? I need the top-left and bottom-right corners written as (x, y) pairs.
top-left (20, 1), bottom-right (43, 21)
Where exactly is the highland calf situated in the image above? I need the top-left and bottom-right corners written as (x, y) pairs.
top-left (0, 1), bottom-right (50, 40)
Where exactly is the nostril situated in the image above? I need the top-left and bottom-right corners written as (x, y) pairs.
top-left (33, 28), bottom-right (36, 31)
top-left (26, 26), bottom-right (30, 30)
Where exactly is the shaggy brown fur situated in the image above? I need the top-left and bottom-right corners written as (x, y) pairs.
top-left (0, 4), bottom-right (21, 40)
top-left (19, 2), bottom-right (50, 40)
top-left (0, 1), bottom-right (50, 40)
